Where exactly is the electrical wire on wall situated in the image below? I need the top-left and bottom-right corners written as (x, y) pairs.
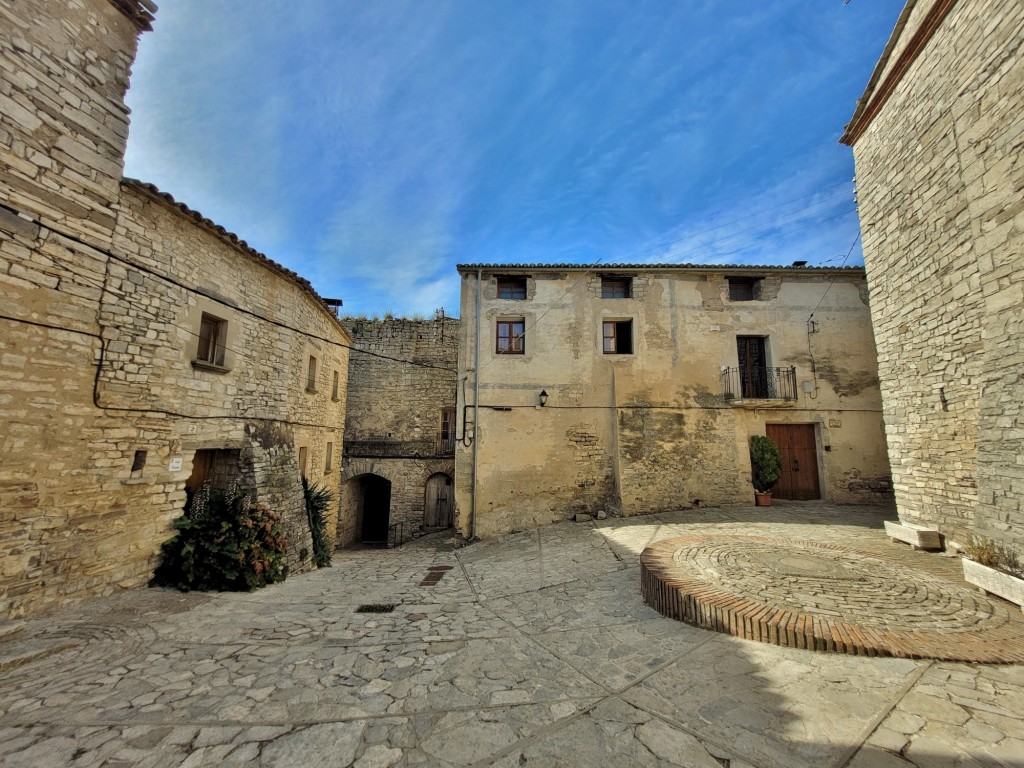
top-left (805, 231), bottom-right (861, 401)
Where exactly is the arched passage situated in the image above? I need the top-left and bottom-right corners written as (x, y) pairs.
top-left (350, 474), bottom-right (392, 545)
top-left (423, 472), bottom-right (454, 529)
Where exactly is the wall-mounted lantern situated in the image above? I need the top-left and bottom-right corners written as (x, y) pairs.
top-left (539, 389), bottom-right (549, 407)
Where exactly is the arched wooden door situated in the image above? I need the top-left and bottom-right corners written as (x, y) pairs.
top-left (423, 473), bottom-right (453, 528)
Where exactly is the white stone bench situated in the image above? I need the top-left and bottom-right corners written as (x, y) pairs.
top-left (884, 520), bottom-right (943, 551)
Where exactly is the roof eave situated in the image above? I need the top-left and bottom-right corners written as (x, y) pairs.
top-left (841, 0), bottom-right (958, 146)
top-left (122, 178), bottom-right (353, 344)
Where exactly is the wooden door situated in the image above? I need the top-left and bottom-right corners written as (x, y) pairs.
top-left (765, 424), bottom-right (820, 500)
top-left (423, 473), bottom-right (453, 528)
top-left (737, 336), bottom-right (767, 398)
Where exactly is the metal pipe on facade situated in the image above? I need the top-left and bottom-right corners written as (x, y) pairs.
top-left (470, 268), bottom-right (482, 540)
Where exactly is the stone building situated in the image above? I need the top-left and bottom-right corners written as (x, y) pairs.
top-left (841, 1), bottom-right (1024, 552)
top-left (455, 264), bottom-right (892, 538)
top-left (0, 0), bottom-right (351, 619)
top-left (338, 316), bottom-right (458, 547)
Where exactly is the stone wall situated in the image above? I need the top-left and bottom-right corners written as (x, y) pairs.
top-left (845, 0), bottom-right (1024, 551)
top-left (0, 0), bottom-right (350, 618)
top-left (0, 0), bottom-right (139, 248)
top-left (338, 317), bottom-right (458, 546)
top-left (456, 267), bottom-right (892, 538)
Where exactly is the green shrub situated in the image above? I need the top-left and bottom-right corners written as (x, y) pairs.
top-left (150, 483), bottom-right (288, 592)
top-left (302, 476), bottom-right (333, 568)
top-left (749, 435), bottom-right (782, 493)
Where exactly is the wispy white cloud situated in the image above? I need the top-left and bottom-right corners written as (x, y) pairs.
top-left (123, 0), bottom-right (900, 315)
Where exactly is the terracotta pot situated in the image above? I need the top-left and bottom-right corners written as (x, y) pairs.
top-left (754, 491), bottom-right (772, 507)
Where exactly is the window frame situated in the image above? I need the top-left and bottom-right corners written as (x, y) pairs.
top-left (306, 355), bottom-right (318, 393)
top-left (496, 276), bottom-right (528, 300)
top-left (324, 442), bottom-right (333, 474)
top-left (602, 319), bottom-right (634, 355)
top-left (496, 318), bottom-right (526, 355)
top-left (331, 370), bottom-right (340, 401)
top-left (601, 276), bottom-right (631, 299)
top-left (728, 277), bottom-right (760, 301)
top-left (195, 313), bottom-right (227, 367)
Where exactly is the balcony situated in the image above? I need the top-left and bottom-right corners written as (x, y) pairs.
top-left (721, 366), bottom-right (797, 404)
top-left (344, 433), bottom-right (455, 459)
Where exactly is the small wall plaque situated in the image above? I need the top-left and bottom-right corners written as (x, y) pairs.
top-left (829, 419), bottom-right (842, 428)
top-left (168, 457), bottom-right (183, 471)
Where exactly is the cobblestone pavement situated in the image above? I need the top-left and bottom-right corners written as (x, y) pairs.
top-left (1, 502), bottom-right (1022, 767)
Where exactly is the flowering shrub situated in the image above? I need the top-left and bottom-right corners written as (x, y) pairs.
top-left (150, 482), bottom-right (288, 591)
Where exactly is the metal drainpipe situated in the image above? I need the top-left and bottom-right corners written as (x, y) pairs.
top-left (470, 268), bottom-right (482, 540)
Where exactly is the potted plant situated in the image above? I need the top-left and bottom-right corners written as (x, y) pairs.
top-left (749, 435), bottom-right (781, 506)
top-left (961, 536), bottom-right (1024, 612)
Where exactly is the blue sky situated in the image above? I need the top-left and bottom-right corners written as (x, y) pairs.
top-left (123, 1), bottom-right (902, 317)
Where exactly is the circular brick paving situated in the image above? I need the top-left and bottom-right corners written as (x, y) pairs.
top-left (641, 535), bottom-right (1024, 662)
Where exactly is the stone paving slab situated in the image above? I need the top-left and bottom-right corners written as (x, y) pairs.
top-left (0, 502), bottom-right (1022, 767)
top-left (621, 633), bottom-right (923, 768)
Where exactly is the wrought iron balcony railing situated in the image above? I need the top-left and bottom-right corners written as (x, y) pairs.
top-left (721, 366), bottom-right (797, 402)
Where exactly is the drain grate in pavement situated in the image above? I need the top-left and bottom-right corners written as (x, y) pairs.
top-left (355, 604), bottom-right (397, 613)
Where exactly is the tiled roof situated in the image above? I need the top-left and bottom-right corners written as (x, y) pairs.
top-left (123, 179), bottom-right (350, 339)
top-left (456, 262), bottom-right (864, 273)
top-left (107, 0), bottom-right (157, 31)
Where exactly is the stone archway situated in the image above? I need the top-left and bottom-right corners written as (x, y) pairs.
top-left (353, 474), bottom-right (391, 545)
top-left (342, 460), bottom-right (402, 545)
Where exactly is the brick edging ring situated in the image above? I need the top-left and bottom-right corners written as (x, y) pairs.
top-left (640, 534), bottom-right (1024, 663)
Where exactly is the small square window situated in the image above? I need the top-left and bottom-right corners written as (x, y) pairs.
top-left (603, 320), bottom-right (633, 354)
top-left (496, 319), bottom-right (525, 354)
top-left (331, 370), bottom-right (340, 401)
top-left (324, 442), bottom-right (333, 473)
top-left (728, 277), bottom-right (760, 301)
top-left (497, 277), bottom-right (527, 300)
top-left (601, 277), bottom-right (631, 299)
top-left (196, 313), bottom-right (227, 366)
top-left (307, 356), bottom-right (318, 392)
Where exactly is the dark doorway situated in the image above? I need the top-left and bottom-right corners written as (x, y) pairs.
top-left (737, 336), bottom-right (768, 398)
top-left (765, 424), bottom-right (821, 500)
top-left (423, 473), bottom-right (453, 528)
top-left (184, 449), bottom-right (240, 511)
top-left (357, 475), bottom-right (392, 544)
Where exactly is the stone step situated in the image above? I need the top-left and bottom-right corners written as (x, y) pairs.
top-left (0, 638), bottom-right (79, 674)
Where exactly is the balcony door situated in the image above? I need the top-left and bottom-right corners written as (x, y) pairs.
top-left (737, 336), bottom-right (768, 398)
top-left (765, 424), bottom-right (821, 500)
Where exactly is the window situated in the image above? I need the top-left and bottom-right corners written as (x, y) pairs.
top-left (496, 319), bottom-right (525, 354)
top-left (298, 447), bottom-right (308, 477)
top-left (439, 407), bottom-right (455, 453)
top-left (130, 449), bottom-right (147, 479)
top-left (331, 370), bottom-right (340, 401)
top-left (728, 277), bottom-right (760, 301)
top-left (497, 276), bottom-right (527, 300)
top-left (603, 320), bottom-right (633, 354)
top-left (196, 313), bottom-right (227, 366)
top-left (601, 276), bottom-right (631, 298)
top-left (306, 356), bottom-right (318, 392)
top-left (324, 442), bottom-right (333, 473)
